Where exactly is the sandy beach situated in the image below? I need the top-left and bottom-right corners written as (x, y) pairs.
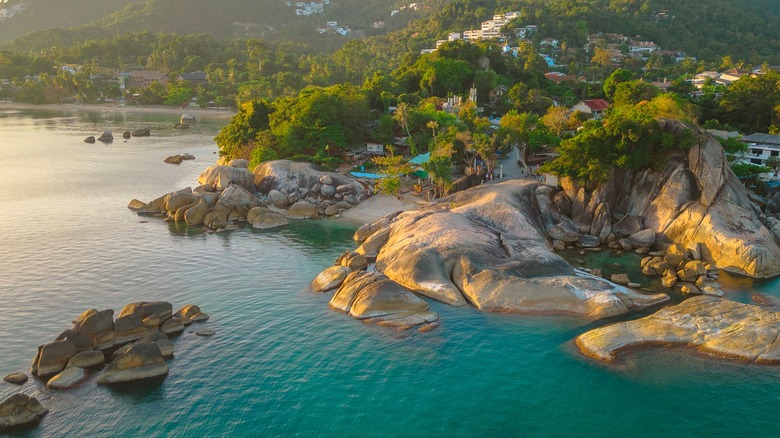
top-left (338, 192), bottom-right (424, 224)
top-left (0, 102), bottom-right (236, 119)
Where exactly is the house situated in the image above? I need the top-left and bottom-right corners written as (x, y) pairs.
top-left (366, 142), bottom-right (384, 154)
top-left (540, 38), bottom-right (559, 48)
top-left (128, 71), bottom-right (169, 88)
top-left (544, 72), bottom-right (576, 84)
top-left (741, 133), bottom-right (780, 165)
top-left (629, 41), bottom-right (659, 53)
top-left (177, 71), bottom-right (207, 87)
top-left (572, 99), bottom-right (610, 118)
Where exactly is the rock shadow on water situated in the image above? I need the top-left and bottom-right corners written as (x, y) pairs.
top-left (106, 375), bottom-right (167, 402)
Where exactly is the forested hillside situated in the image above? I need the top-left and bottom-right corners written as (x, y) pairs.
top-left (0, 0), bottom-right (139, 42)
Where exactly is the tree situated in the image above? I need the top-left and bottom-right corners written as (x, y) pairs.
top-left (423, 155), bottom-right (452, 199)
top-left (420, 58), bottom-right (472, 97)
top-left (541, 106), bottom-right (572, 136)
top-left (542, 104), bottom-right (695, 182)
top-left (603, 69), bottom-right (632, 99)
top-left (613, 80), bottom-right (658, 107)
top-left (373, 154), bottom-right (412, 198)
top-left (498, 111), bottom-right (558, 171)
top-left (765, 156), bottom-right (780, 176)
top-left (214, 99), bottom-right (272, 161)
top-left (719, 71), bottom-right (780, 133)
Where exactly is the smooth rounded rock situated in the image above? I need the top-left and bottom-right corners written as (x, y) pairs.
top-left (252, 212), bottom-right (288, 229)
top-left (160, 318), bottom-right (185, 336)
top-left (3, 373), bottom-right (27, 385)
top-left (66, 350), bottom-right (105, 369)
top-left (97, 342), bottom-right (168, 385)
top-left (0, 394), bottom-right (48, 428)
top-left (47, 367), bottom-right (88, 390)
top-left (311, 265), bottom-right (350, 292)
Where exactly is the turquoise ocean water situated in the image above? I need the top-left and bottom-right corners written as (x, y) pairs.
top-left (0, 108), bottom-right (779, 437)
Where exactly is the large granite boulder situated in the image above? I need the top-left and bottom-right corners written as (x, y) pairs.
top-left (311, 265), bottom-right (350, 292)
top-left (362, 180), bottom-right (668, 320)
top-left (31, 339), bottom-right (77, 377)
top-left (96, 342), bottom-right (169, 385)
top-left (576, 296), bottom-right (780, 364)
top-left (253, 160), bottom-right (364, 197)
top-left (217, 185), bottom-right (262, 214)
top-left (555, 121), bottom-right (780, 277)
top-left (119, 302), bottom-right (173, 322)
top-left (198, 164), bottom-right (254, 191)
top-left (47, 367), bottom-right (89, 390)
top-left (0, 394), bottom-right (48, 428)
top-left (252, 212), bottom-right (288, 229)
top-left (71, 309), bottom-right (114, 350)
top-left (330, 271), bottom-right (439, 329)
top-left (66, 350), bottom-right (105, 368)
top-left (286, 201), bottom-right (318, 219)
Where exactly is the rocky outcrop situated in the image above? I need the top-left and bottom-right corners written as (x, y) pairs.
top-left (97, 342), bottom-right (169, 385)
top-left (29, 301), bottom-right (208, 384)
top-left (254, 160), bottom-right (364, 198)
top-left (369, 180), bottom-right (668, 319)
top-left (548, 121), bottom-right (780, 278)
top-left (576, 296), bottom-right (780, 364)
top-left (0, 394), bottom-right (48, 428)
top-left (314, 180), bottom-right (669, 330)
top-left (131, 128), bottom-right (151, 137)
top-left (330, 271), bottom-right (439, 330)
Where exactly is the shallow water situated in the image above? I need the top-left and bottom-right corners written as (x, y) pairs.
top-left (1, 108), bottom-right (779, 436)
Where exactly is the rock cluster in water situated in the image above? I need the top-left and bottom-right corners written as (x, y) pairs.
top-left (164, 153), bottom-right (195, 165)
top-left (576, 295), bottom-right (780, 364)
top-left (1, 302), bottom-right (213, 428)
top-left (130, 159), bottom-right (373, 231)
top-left (84, 128), bottom-right (152, 144)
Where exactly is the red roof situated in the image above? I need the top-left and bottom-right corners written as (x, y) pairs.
top-left (582, 99), bottom-right (610, 111)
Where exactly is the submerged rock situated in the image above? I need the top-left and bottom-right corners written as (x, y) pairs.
top-left (65, 350), bottom-right (104, 369)
top-left (576, 296), bottom-right (780, 364)
top-left (0, 394), bottom-right (48, 428)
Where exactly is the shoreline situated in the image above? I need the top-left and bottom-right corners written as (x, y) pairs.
top-left (0, 102), bottom-right (237, 119)
top-left (337, 192), bottom-right (423, 224)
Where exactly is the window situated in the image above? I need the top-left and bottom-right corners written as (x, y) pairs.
top-left (752, 148), bottom-right (763, 156)
top-left (751, 158), bottom-right (763, 165)
top-left (772, 151), bottom-right (779, 157)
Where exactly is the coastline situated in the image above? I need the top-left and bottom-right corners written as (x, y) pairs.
top-left (0, 102), bottom-right (237, 119)
top-left (337, 192), bottom-right (423, 224)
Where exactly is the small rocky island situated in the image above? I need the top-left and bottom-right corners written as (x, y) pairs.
top-left (1, 302), bottom-right (211, 430)
top-left (311, 121), bottom-right (780, 365)
top-left (130, 159), bottom-right (373, 230)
